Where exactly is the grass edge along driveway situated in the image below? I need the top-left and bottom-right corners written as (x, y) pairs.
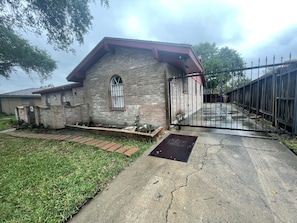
top-left (0, 134), bottom-right (152, 223)
top-left (0, 115), bottom-right (16, 131)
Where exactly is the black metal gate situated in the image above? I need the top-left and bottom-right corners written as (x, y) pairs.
top-left (168, 58), bottom-right (297, 134)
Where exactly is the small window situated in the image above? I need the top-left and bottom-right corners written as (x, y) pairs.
top-left (110, 75), bottom-right (125, 110)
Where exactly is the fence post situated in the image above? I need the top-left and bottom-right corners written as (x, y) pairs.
top-left (164, 70), bottom-right (170, 128)
top-left (293, 73), bottom-right (297, 135)
top-left (168, 77), bottom-right (173, 126)
top-left (256, 58), bottom-right (260, 116)
top-left (271, 56), bottom-right (276, 126)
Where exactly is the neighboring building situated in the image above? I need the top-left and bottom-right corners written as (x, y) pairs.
top-left (30, 37), bottom-right (205, 129)
top-left (0, 88), bottom-right (41, 115)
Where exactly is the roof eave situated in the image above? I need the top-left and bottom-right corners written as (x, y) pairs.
top-left (0, 95), bottom-right (41, 98)
top-left (66, 37), bottom-right (205, 83)
top-left (33, 83), bottom-right (83, 94)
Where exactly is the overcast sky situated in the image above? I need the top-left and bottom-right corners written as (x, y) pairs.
top-left (1, 0), bottom-right (297, 93)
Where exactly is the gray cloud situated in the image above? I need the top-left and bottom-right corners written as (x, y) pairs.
top-left (243, 26), bottom-right (297, 65)
top-left (1, 0), bottom-right (296, 93)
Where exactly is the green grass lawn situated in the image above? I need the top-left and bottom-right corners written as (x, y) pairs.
top-left (0, 115), bottom-right (16, 131)
top-left (0, 133), bottom-right (152, 223)
top-left (281, 139), bottom-right (297, 155)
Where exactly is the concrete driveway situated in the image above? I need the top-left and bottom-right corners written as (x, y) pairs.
top-left (69, 128), bottom-right (297, 223)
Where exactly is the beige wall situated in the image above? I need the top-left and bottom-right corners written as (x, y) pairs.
top-left (167, 65), bottom-right (203, 124)
top-left (40, 87), bottom-right (84, 107)
top-left (1, 97), bottom-right (41, 115)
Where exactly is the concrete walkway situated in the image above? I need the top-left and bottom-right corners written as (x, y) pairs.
top-left (68, 128), bottom-right (297, 223)
top-left (4, 131), bottom-right (140, 157)
top-left (0, 128), bottom-right (16, 133)
top-left (181, 103), bottom-right (276, 132)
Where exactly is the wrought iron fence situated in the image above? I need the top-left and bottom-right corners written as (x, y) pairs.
top-left (168, 55), bottom-right (297, 134)
top-left (226, 56), bottom-right (297, 134)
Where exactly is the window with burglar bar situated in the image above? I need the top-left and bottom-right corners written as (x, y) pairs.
top-left (109, 75), bottom-right (125, 110)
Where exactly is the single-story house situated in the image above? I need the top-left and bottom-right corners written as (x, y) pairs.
top-left (0, 88), bottom-right (41, 115)
top-left (29, 37), bottom-right (205, 129)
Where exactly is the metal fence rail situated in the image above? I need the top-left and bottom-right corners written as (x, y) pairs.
top-left (168, 56), bottom-right (297, 134)
top-left (227, 59), bottom-right (297, 134)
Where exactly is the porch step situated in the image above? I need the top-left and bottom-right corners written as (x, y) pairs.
top-left (5, 131), bottom-right (140, 157)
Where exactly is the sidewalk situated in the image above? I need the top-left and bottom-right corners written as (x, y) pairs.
top-left (0, 128), bottom-right (16, 133)
top-left (68, 128), bottom-right (297, 223)
top-left (4, 131), bottom-right (140, 157)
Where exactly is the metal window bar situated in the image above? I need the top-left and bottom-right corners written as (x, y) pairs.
top-left (110, 76), bottom-right (125, 111)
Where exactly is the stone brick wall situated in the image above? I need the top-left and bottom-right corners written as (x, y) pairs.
top-left (38, 87), bottom-right (88, 128)
top-left (84, 46), bottom-right (169, 127)
top-left (39, 106), bottom-right (65, 129)
top-left (42, 92), bottom-right (61, 106)
top-left (72, 87), bottom-right (85, 105)
top-left (15, 106), bottom-right (29, 123)
top-left (34, 46), bottom-right (203, 129)
top-left (40, 88), bottom-right (80, 106)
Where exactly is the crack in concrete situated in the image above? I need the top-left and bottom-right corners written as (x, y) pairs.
top-left (165, 186), bottom-right (174, 222)
top-left (198, 144), bottom-right (209, 170)
top-left (219, 137), bottom-right (227, 147)
top-left (165, 172), bottom-right (196, 223)
top-left (270, 211), bottom-right (287, 223)
top-left (165, 136), bottom-right (230, 222)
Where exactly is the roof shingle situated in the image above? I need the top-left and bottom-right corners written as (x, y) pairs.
top-left (0, 88), bottom-right (41, 97)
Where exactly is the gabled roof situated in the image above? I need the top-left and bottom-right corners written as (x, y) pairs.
top-left (66, 37), bottom-right (204, 84)
top-left (0, 88), bottom-right (41, 98)
top-left (33, 83), bottom-right (83, 94)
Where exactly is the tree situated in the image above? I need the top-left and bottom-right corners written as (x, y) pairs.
top-left (225, 74), bottom-right (251, 93)
top-left (193, 43), bottom-right (245, 94)
top-left (40, 84), bottom-right (55, 89)
top-left (0, 26), bottom-right (56, 80)
top-left (0, 0), bottom-right (109, 79)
